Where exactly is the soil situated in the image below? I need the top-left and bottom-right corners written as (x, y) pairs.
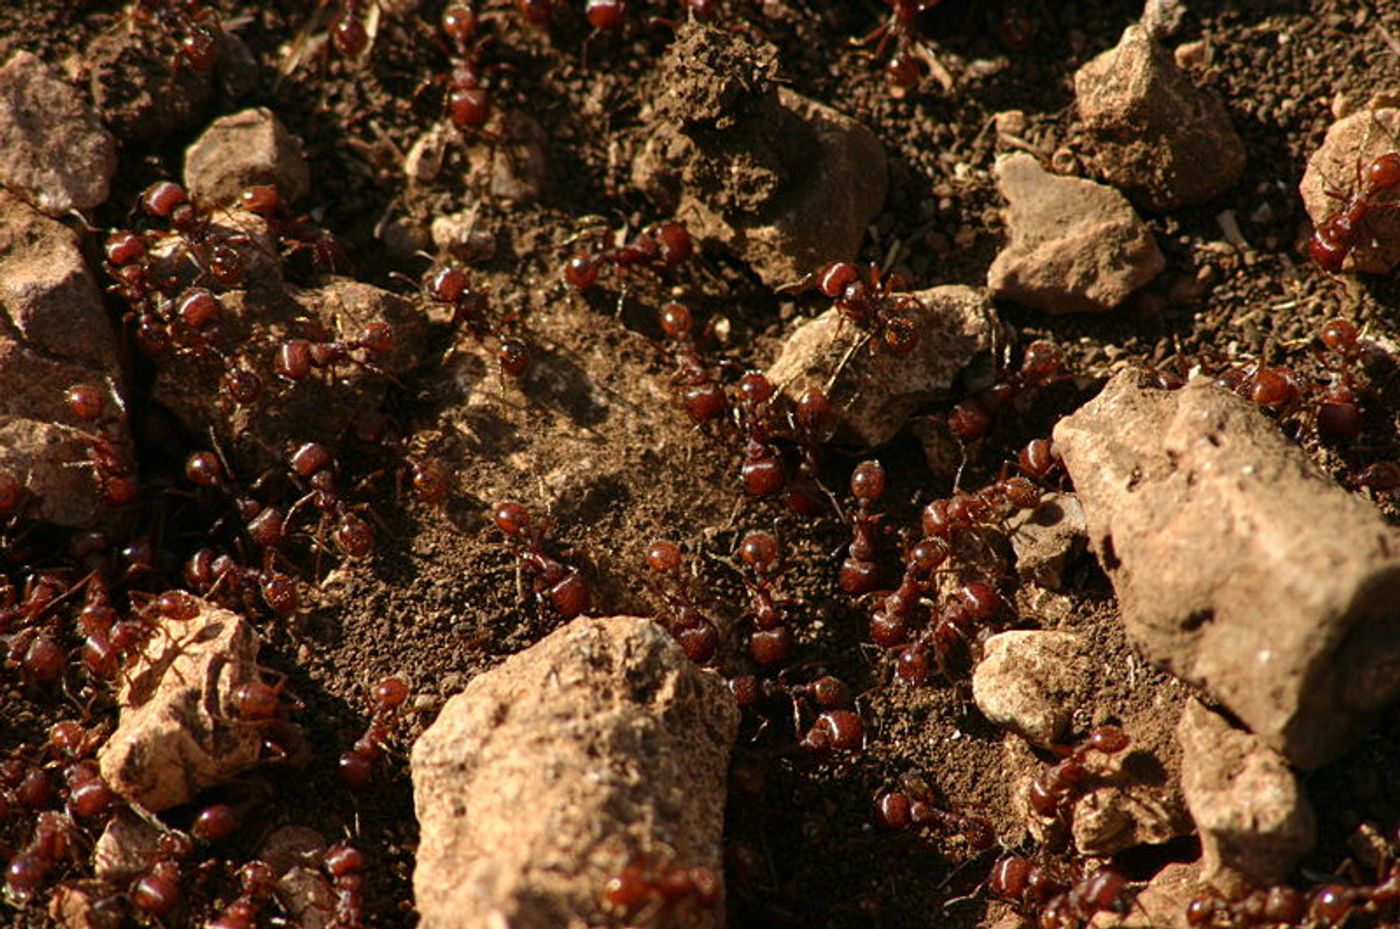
top-left (5, 1), bottom-right (1400, 928)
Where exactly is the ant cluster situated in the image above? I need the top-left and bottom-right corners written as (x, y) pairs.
top-left (601, 855), bottom-right (721, 921)
top-left (872, 770), bottom-right (995, 850)
top-left (1028, 725), bottom-right (1130, 829)
top-left (991, 854), bottom-right (1132, 929)
top-left (947, 340), bottom-right (1066, 444)
top-left (130, 0), bottom-right (222, 74)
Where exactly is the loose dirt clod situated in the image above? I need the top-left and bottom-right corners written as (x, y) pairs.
top-left (97, 600), bottom-right (271, 811)
top-left (1299, 105), bottom-right (1400, 274)
top-left (1069, 742), bottom-right (1193, 856)
top-left (466, 110), bottom-right (548, 204)
top-left (184, 107), bottom-right (312, 208)
top-left (987, 153), bottom-right (1164, 314)
top-left (973, 630), bottom-right (1091, 749)
top-left (1007, 492), bottom-right (1088, 591)
top-left (0, 50), bottom-right (116, 215)
top-left (1054, 373), bottom-right (1400, 769)
top-left (1178, 699), bottom-right (1316, 889)
top-left (633, 22), bottom-right (887, 287)
top-left (411, 616), bottom-right (738, 929)
top-left (86, 25), bottom-right (213, 145)
top-left (1075, 25), bottom-right (1245, 210)
top-left (765, 285), bottom-right (997, 447)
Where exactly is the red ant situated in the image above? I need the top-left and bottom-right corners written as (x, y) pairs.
top-left (1310, 148), bottom-right (1400, 272)
top-left (325, 842), bottom-right (368, 928)
top-left (658, 302), bottom-right (728, 426)
top-left (239, 184), bottom-right (350, 273)
top-left (948, 340), bottom-right (1065, 443)
top-left (423, 265), bottom-right (530, 379)
top-left (3, 810), bottom-right (83, 902)
top-left (872, 770), bottom-right (995, 850)
top-left (493, 501), bottom-right (591, 619)
top-left (853, 1), bottom-right (944, 89)
top-left (62, 383), bottom-right (139, 509)
top-left (1186, 884), bottom-right (1308, 927)
top-left (737, 530), bottom-right (792, 667)
top-left (130, 0), bottom-right (221, 74)
top-left (563, 220), bottom-right (692, 292)
top-left (602, 855), bottom-right (721, 919)
top-left (205, 860), bottom-right (277, 929)
top-left (993, 856), bottom-right (1131, 929)
top-left (839, 459), bottom-right (886, 595)
top-left (1028, 725), bottom-right (1130, 826)
top-left (438, 5), bottom-right (495, 132)
top-left (644, 539), bottom-right (719, 664)
top-left (891, 582), bottom-right (1002, 684)
top-left (784, 261), bottom-right (923, 354)
top-left (338, 676), bottom-right (410, 789)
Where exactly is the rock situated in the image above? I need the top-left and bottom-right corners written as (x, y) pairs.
top-left (185, 107), bottom-right (311, 207)
top-left (94, 809), bottom-right (162, 883)
top-left (1008, 492), bottom-right (1089, 590)
top-left (0, 192), bottom-right (120, 369)
top-left (1071, 743), bottom-right (1193, 856)
top-left (1053, 372), bottom-right (1400, 768)
top-left (431, 211), bottom-right (496, 262)
top-left (0, 51), bottom-right (117, 214)
top-left (87, 28), bottom-right (213, 146)
top-left (411, 616), bottom-right (738, 929)
top-left (765, 285), bottom-right (997, 447)
top-left (97, 600), bottom-right (272, 810)
top-left (1074, 25), bottom-right (1245, 210)
top-left (1299, 106), bottom-right (1400, 274)
top-left (152, 278), bottom-right (426, 474)
top-left (48, 881), bottom-right (124, 929)
top-left (972, 630), bottom-right (1092, 748)
top-left (467, 111), bottom-right (547, 203)
top-left (405, 124), bottom-right (451, 187)
top-left (0, 193), bottom-right (132, 528)
top-left (1090, 861), bottom-right (1200, 929)
top-left (1178, 699), bottom-right (1315, 888)
top-left (277, 866), bottom-right (338, 929)
top-left (1140, 0), bottom-right (1188, 39)
top-left (633, 22), bottom-right (886, 286)
top-left (260, 825), bottom-right (329, 875)
top-left (987, 153), bottom-right (1164, 314)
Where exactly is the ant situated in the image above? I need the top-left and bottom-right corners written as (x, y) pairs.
top-left (644, 539), bottom-right (719, 664)
top-left (1310, 147), bottom-right (1400, 272)
top-left (563, 220), bottom-right (693, 292)
top-left (947, 339), bottom-right (1065, 443)
top-left (62, 383), bottom-right (139, 508)
top-left (1028, 725), bottom-right (1130, 826)
top-left (338, 676), bottom-right (410, 790)
top-left (438, 5), bottom-right (495, 132)
top-left (492, 501), bottom-right (591, 619)
top-left (1186, 884), bottom-right (1308, 927)
top-left (205, 860), bottom-right (277, 929)
top-left (853, 1), bottom-right (943, 89)
top-left (4, 810), bottom-right (83, 902)
top-left (325, 842), bottom-right (368, 928)
top-left (872, 771), bottom-right (995, 849)
top-left (891, 582), bottom-right (1002, 684)
top-left (784, 261), bottom-right (923, 354)
top-left (423, 265), bottom-right (530, 380)
top-left (840, 459), bottom-right (886, 595)
top-left (239, 184), bottom-right (350, 274)
top-left (602, 855), bottom-right (721, 920)
top-left (734, 372), bottom-right (786, 499)
top-left (130, 0), bottom-right (221, 74)
top-left (658, 302), bottom-right (728, 426)
top-left (737, 530), bottom-right (792, 667)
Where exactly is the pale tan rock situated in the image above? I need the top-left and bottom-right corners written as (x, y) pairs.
top-left (97, 601), bottom-right (270, 810)
top-left (988, 153), bottom-right (1164, 314)
top-left (467, 111), bottom-right (547, 203)
top-left (1007, 492), bottom-right (1089, 590)
top-left (0, 51), bottom-right (117, 214)
top-left (184, 107), bottom-right (311, 207)
top-left (1299, 106), bottom-right (1400, 274)
top-left (973, 630), bottom-right (1091, 748)
top-left (1075, 25), bottom-right (1245, 210)
top-left (633, 22), bottom-right (886, 286)
top-left (94, 809), bottom-right (162, 883)
top-left (49, 881), bottom-right (124, 929)
top-left (1090, 861), bottom-right (1199, 929)
top-left (411, 616), bottom-right (738, 929)
top-left (1071, 744), bottom-right (1193, 856)
top-left (765, 286), bottom-right (997, 447)
top-left (1054, 373), bottom-right (1400, 768)
top-left (1178, 699), bottom-right (1315, 888)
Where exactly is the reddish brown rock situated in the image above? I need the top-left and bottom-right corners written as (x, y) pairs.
top-left (633, 22), bottom-right (886, 286)
top-left (184, 107), bottom-right (312, 207)
top-left (411, 616), bottom-right (738, 929)
top-left (0, 51), bottom-right (117, 214)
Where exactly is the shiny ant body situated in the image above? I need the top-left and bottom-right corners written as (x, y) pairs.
top-left (493, 501), bottom-right (591, 619)
top-left (737, 530), bottom-right (792, 667)
top-left (564, 220), bottom-right (692, 292)
top-left (1028, 725), bottom-right (1130, 825)
top-left (839, 460), bottom-right (886, 595)
top-left (658, 303), bottom-right (728, 426)
top-left (873, 770), bottom-right (995, 850)
top-left (785, 261), bottom-right (923, 354)
top-left (645, 539), bottom-right (719, 664)
top-left (948, 340), bottom-right (1064, 443)
top-left (338, 676), bottom-right (410, 789)
top-left (425, 265), bottom-right (530, 379)
top-left (1309, 150), bottom-right (1400, 272)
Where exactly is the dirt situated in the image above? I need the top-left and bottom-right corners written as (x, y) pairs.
top-left (5, 1), bottom-right (1400, 928)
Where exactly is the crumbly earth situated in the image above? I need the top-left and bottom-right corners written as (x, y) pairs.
top-left (4, 2), bottom-right (1400, 929)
